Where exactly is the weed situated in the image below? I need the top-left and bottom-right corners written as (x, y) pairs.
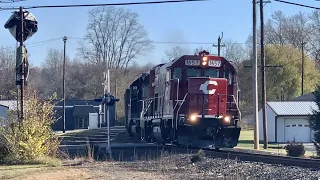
top-left (190, 149), bottom-right (205, 163)
top-left (285, 140), bottom-right (305, 157)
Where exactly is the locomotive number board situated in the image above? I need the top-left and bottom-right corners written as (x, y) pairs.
top-left (208, 60), bottom-right (221, 67)
top-left (185, 60), bottom-right (200, 66)
top-left (185, 60), bottom-right (221, 67)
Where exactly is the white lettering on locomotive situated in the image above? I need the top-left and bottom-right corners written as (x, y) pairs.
top-left (199, 80), bottom-right (218, 94)
top-left (208, 60), bottom-right (221, 67)
top-left (185, 60), bottom-right (200, 66)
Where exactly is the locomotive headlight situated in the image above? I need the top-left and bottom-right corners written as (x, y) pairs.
top-left (224, 116), bottom-right (231, 123)
top-left (201, 57), bottom-right (208, 66)
top-left (189, 114), bottom-right (198, 122)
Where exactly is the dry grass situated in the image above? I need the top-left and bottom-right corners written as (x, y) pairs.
top-left (0, 165), bottom-right (92, 180)
top-left (0, 160), bottom-right (169, 180)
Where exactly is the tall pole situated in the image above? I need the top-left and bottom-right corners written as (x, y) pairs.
top-left (63, 36), bottom-right (67, 133)
top-left (19, 6), bottom-right (24, 123)
top-left (218, 36), bottom-right (221, 56)
top-left (301, 42), bottom-right (306, 96)
top-left (115, 80), bottom-right (117, 125)
top-left (107, 69), bottom-right (110, 151)
top-left (260, 0), bottom-right (268, 149)
top-left (213, 32), bottom-right (224, 56)
top-left (253, 0), bottom-right (259, 150)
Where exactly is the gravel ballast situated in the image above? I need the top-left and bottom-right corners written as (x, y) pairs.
top-left (89, 153), bottom-right (320, 180)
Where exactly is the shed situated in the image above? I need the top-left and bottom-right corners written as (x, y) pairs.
top-left (0, 105), bottom-right (9, 126)
top-left (52, 100), bottom-right (116, 131)
top-left (258, 101), bottom-right (317, 143)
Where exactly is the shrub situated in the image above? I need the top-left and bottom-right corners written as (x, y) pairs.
top-left (190, 149), bottom-right (205, 163)
top-left (308, 84), bottom-right (320, 157)
top-left (0, 134), bottom-right (9, 163)
top-left (0, 90), bottom-right (60, 164)
top-left (285, 140), bottom-right (305, 157)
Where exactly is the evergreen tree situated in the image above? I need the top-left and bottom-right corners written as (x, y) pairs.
top-left (308, 84), bottom-right (320, 157)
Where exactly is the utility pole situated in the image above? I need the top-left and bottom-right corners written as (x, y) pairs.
top-left (213, 32), bottom-right (225, 56)
top-left (301, 42), bottom-right (306, 96)
top-left (260, 0), bottom-right (269, 149)
top-left (103, 69), bottom-right (112, 157)
top-left (252, 0), bottom-right (259, 150)
top-left (19, 7), bottom-right (25, 123)
top-left (63, 36), bottom-right (67, 133)
top-left (107, 69), bottom-right (111, 152)
top-left (115, 80), bottom-right (117, 125)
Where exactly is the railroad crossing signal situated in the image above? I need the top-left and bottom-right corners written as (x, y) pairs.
top-left (4, 7), bottom-right (38, 123)
top-left (4, 9), bottom-right (38, 42)
top-left (15, 46), bottom-right (29, 85)
top-left (94, 93), bottom-right (120, 106)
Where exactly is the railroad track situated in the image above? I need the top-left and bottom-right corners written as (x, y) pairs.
top-left (195, 147), bottom-right (320, 169)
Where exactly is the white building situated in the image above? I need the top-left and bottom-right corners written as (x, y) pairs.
top-left (258, 101), bottom-right (317, 143)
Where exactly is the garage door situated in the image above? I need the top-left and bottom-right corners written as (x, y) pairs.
top-left (284, 118), bottom-right (311, 143)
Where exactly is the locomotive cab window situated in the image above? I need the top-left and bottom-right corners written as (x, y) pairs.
top-left (204, 69), bottom-right (219, 78)
top-left (224, 71), bottom-right (233, 85)
top-left (186, 68), bottom-right (201, 78)
top-left (173, 67), bottom-right (182, 80)
top-left (131, 86), bottom-right (138, 97)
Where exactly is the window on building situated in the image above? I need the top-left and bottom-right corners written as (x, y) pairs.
top-left (204, 69), bottom-right (219, 78)
top-left (77, 116), bottom-right (89, 129)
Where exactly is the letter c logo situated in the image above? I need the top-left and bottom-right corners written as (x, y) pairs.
top-left (199, 80), bottom-right (218, 95)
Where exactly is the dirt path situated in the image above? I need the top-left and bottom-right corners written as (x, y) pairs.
top-left (0, 162), bottom-right (168, 180)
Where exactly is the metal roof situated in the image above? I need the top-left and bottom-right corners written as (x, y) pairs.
top-left (290, 93), bottom-right (315, 101)
top-left (0, 100), bottom-right (17, 110)
top-left (267, 101), bottom-right (318, 116)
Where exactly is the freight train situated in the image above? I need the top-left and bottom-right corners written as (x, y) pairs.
top-left (124, 51), bottom-right (241, 149)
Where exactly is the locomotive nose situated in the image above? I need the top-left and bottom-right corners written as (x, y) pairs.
top-left (187, 77), bottom-right (228, 117)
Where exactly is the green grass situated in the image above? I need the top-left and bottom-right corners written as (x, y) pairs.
top-left (236, 130), bottom-right (316, 157)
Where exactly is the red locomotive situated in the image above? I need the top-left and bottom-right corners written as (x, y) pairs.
top-left (124, 51), bottom-right (241, 149)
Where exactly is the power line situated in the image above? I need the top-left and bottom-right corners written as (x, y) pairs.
top-left (0, 0), bottom-right (208, 10)
top-left (68, 37), bottom-right (249, 45)
top-left (273, 0), bottom-right (320, 10)
top-left (0, 0), bottom-right (26, 3)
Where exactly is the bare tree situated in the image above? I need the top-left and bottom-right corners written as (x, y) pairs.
top-left (0, 46), bottom-right (16, 99)
top-left (78, 6), bottom-right (153, 70)
top-left (40, 48), bottom-right (70, 99)
top-left (222, 39), bottom-right (248, 69)
top-left (161, 45), bottom-right (189, 63)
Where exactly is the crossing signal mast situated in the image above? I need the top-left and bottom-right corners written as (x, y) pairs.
top-left (4, 7), bottom-right (38, 123)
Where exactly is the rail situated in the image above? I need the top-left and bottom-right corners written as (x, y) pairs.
top-left (201, 148), bottom-right (320, 169)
